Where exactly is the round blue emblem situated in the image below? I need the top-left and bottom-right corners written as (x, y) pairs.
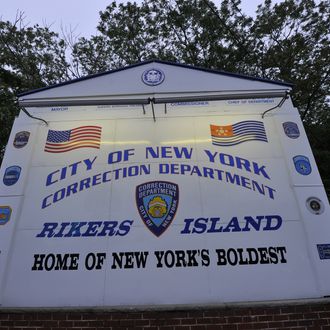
top-left (293, 155), bottom-right (312, 175)
top-left (142, 68), bottom-right (165, 86)
top-left (3, 166), bottom-right (21, 186)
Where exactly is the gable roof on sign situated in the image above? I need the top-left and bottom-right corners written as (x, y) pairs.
top-left (18, 59), bottom-right (293, 107)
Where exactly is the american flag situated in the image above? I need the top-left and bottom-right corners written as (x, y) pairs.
top-left (210, 121), bottom-right (268, 146)
top-left (44, 126), bottom-right (102, 153)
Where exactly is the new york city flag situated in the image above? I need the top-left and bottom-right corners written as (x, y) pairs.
top-left (210, 121), bottom-right (267, 146)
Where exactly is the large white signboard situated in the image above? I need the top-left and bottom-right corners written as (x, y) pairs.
top-left (0, 62), bottom-right (329, 308)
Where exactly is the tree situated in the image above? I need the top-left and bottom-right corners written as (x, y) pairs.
top-left (0, 14), bottom-right (70, 159)
top-left (71, 0), bottom-right (255, 74)
top-left (251, 0), bottom-right (330, 124)
top-left (249, 0), bottom-right (330, 196)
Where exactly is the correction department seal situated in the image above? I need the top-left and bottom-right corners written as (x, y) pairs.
top-left (136, 181), bottom-right (179, 237)
top-left (141, 68), bottom-right (165, 86)
top-left (0, 206), bottom-right (12, 225)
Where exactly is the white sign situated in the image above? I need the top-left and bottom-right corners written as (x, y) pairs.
top-left (0, 101), bottom-right (329, 308)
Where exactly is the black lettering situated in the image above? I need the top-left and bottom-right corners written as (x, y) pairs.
top-left (277, 246), bottom-right (287, 263)
top-left (164, 250), bottom-right (175, 268)
top-left (111, 252), bottom-right (124, 269)
top-left (227, 248), bottom-right (238, 265)
top-left (201, 249), bottom-right (210, 266)
top-left (258, 247), bottom-right (270, 264)
top-left (216, 249), bottom-right (227, 265)
top-left (124, 252), bottom-right (134, 269)
top-left (175, 250), bottom-right (186, 267)
top-left (32, 254), bottom-right (45, 270)
top-left (134, 251), bottom-right (148, 268)
top-left (268, 247), bottom-right (279, 264)
top-left (186, 250), bottom-right (198, 267)
top-left (154, 250), bottom-right (164, 268)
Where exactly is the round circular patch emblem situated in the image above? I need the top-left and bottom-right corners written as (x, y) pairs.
top-left (293, 155), bottom-right (312, 175)
top-left (141, 68), bottom-right (165, 86)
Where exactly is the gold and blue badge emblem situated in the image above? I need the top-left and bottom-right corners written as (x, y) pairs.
top-left (136, 181), bottom-right (179, 237)
top-left (0, 206), bottom-right (12, 225)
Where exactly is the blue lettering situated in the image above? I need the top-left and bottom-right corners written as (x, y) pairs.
top-left (53, 222), bottom-right (71, 237)
top-left (146, 147), bottom-right (159, 159)
top-left (265, 186), bottom-right (276, 199)
top-left (174, 147), bottom-right (193, 159)
top-left (68, 161), bottom-right (81, 176)
top-left (192, 218), bottom-right (208, 234)
top-left (45, 157), bottom-right (98, 186)
top-left (96, 221), bottom-right (118, 236)
top-left (181, 164), bottom-right (191, 174)
top-left (36, 220), bottom-right (133, 238)
top-left (236, 157), bottom-right (251, 172)
top-left (181, 218), bottom-right (195, 234)
top-left (190, 166), bottom-right (202, 176)
top-left (241, 216), bottom-right (264, 231)
top-left (81, 221), bottom-right (103, 236)
top-left (222, 217), bottom-right (241, 232)
top-left (108, 149), bottom-right (135, 164)
top-left (108, 151), bottom-right (122, 164)
top-left (117, 220), bottom-right (134, 236)
top-left (219, 153), bottom-right (235, 167)
top-left (204, 150), bottom-right (217, 162)
top-left (124, 149), bottom-right (135, 161)
top-left (146, 146), bottom-right (193, 159)
top-left (53, 188), bottom-right (65, 203)
top-left (46, 170), bottom-right (59, 186)
top-left (103, 171), bottom-right (112, 182)
top-left (253, 162), bottom-right (270, 179)
top-left (207, 217), bottom-right (222, 233)
top-left (42, 194), bottom-right (52, 208)
top-left (225, 172), bottom-right (240, 185)
top-left (181, 215), bottom-right (282, 235)
top-left (79, 178), bottom-right (90, 190)
top-left (84, 156), bottom-right (97, 170)
top-left (264, 215), bottom-right (282, 230)
top-left (66, 183), bottom-right (78, 197)
top-left (92, 173), bottom-right (102, 185)
top-left (159, 163), bottom-right (169, 173)
top-left (64, 222), bottom-right (88, 237)
top-left (203, 150), bottom-right (269, 180)
top-left (161, 146), bottom-right (172, 158)
top-left (36, 222), bottom-right (58, 237)
top-left (241, 176), bottom-right (251, 189)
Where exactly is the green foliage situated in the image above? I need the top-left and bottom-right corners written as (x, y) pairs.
top-left (0, 17), bottom-right (70, 158)
top-left (251, 0), bottom-right (330, 125)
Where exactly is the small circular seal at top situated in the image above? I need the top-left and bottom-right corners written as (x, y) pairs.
top-left (142, 68), bottom-right (165, 86)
